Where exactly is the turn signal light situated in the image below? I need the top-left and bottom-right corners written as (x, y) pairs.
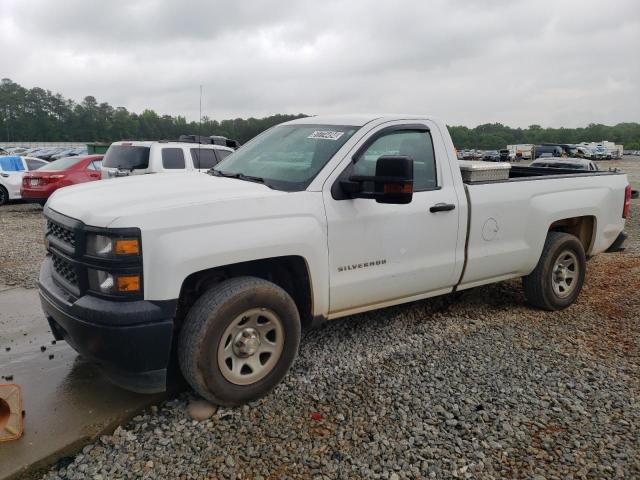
top-left (116, 275), bottom-right (140, 293)
top-left (384, 182), bottom-right (413, 194)
top-left (115, 239), bottom-right (140, 255)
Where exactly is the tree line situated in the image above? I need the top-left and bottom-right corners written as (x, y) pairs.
top-left (448, 122), bottom-right (640, 150)
top-left (0, 79), bottom-right (306, 145)
top-left (2, 78), bottom-right (639, 149)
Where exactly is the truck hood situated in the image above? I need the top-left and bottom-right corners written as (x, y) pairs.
top-left (47, 173), bottom-right (283, 227)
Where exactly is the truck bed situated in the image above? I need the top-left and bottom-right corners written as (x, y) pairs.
top-left (461, 164), bottom-right (624, 184)
top-left (458, 167), bottom-right (627, 290)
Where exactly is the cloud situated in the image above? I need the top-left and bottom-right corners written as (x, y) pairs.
top-left (1, 0), bottom-right (638, 127)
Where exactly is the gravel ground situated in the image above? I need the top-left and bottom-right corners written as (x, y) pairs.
top-left (0, 202), bottom-right (44, 288)
top-left (1, 160), bottom-right (638, 479)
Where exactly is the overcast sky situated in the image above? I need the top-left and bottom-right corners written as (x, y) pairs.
top-left (1, 0), bottom-right (639, 127)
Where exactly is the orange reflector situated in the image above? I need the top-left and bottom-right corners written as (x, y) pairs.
top-left (384, 183), bottom-right (413, 194)
top-left (115, 239), bottom-right (140, 255)
top-left (117, 275), bottom-right (140, 292)
top-left (0, 384), bottom-right (24, 443)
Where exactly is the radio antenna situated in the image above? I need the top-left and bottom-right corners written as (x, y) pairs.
top-left (198, 85), bottom-right (202, 165)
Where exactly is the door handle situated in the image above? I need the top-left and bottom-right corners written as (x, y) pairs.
top-left (429, 203), bottom-right (456, 213)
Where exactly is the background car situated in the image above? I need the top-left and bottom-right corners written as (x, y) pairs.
top-left (21, 155), bottom-right (103, 205)
top-left (530, 157), bottom-right (599, 171)
top-left (0, 156), bottom-right (47, 205)
top-left (540, 143), bottom-right (577, 156)
top-left (482, 150), bottom-right (501, 161)
top-left (534, 145), bottom-right (565, 158)
top-left (499, 149), bottom-right (514, 161)
top-left (49, 148), bottom-right (79, 160)
top-left (5, 147), bottom-right (29, 155)
top-left (574, 146), bottom-right (595, 159)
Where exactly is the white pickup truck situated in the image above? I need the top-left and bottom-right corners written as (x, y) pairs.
top-left (38, 114), bottom-right (631, 405)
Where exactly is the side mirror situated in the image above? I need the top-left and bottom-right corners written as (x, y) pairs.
top-left (340, 155), bottom-right (414, 204)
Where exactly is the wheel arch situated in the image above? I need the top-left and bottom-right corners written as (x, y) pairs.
top-left (176, 255), bottom-right (315, 329)
top-left (548, 215), bottom-right (596, 255)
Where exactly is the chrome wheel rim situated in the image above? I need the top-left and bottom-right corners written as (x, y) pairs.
top-left (217, 308), bottom-right (284, 385)
top-left (551, 250), bottom-right (579, 298)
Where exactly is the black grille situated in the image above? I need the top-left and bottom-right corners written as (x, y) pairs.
top-left (47, 220), bottom-right (76, 248)
top-left (51, 254), bottom-right (79, 287)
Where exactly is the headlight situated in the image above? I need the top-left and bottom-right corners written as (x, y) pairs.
top-left (87, 234), bottom-right (140, 257)
top-left (88, 268), bottom-right (141, 295)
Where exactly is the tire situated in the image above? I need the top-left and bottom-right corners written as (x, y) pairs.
top-left (178, 276), bottom-right (301, 406)
top-left (523, 232), bottom-right (586, 311)
top-left (0, 186), bottom-right (8, 206)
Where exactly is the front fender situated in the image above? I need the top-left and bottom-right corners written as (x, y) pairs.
top-left (112, 192), bottom-right (330, 316)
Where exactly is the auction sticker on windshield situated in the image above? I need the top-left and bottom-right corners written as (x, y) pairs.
top-left (308, 130), bottom-right (345, 141)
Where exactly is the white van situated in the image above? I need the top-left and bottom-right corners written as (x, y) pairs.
top-left (101, 141), bottom-right (234, 179)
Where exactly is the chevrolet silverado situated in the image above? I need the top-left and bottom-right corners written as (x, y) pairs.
top-left (39, 115), bottom-right (630, 405)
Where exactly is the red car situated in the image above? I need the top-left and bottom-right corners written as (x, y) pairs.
top-left (21, 155), bottom-right (103, 205)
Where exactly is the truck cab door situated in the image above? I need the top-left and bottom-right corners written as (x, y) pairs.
top-left (323, 122), bottom-right (461, 317)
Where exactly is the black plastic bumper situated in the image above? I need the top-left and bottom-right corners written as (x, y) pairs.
top-left (39, 256), bottom-right (177, 393)
top-left (606, 231), bottom-right (628, 253)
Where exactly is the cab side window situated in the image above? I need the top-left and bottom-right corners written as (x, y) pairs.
top-left (353, 130), bottom-right (437, 190)
top-left (162, 148), bottom-right (186, 169)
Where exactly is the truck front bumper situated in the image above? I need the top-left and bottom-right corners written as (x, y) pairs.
top-left (39, 257), bottom-right (177, 393)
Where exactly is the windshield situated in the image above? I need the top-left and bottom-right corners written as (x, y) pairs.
top-left (103, 145), bottom-right (150, 170)
top-left (40, 156), bottom-right (83, 171)
top-left (213, 124), bottom-right (359, 191)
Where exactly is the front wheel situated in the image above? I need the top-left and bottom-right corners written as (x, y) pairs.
top-left (178, 276), bottom-right (301, 406)
top-left (522, 232), bottom-right (586, 310)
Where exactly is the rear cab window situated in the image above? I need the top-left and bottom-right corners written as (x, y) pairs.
top-left (103, 145), bottom-right (150, 170)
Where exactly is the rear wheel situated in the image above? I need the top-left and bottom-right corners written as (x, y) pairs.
top-left (0, 186), bottom-right (8, 206)
top-left (178, 276), bottom-right (301, 406)
top-left (523, 232), bottom-right (586, 310)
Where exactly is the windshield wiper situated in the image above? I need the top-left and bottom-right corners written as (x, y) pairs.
top-left (210, 169), bottom-right (266, 185)
top-left (236, 173), bottom-right (265, 183)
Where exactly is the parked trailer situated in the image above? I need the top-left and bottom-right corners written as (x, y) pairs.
top-left (578, 141), bottom-right (624, 159)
